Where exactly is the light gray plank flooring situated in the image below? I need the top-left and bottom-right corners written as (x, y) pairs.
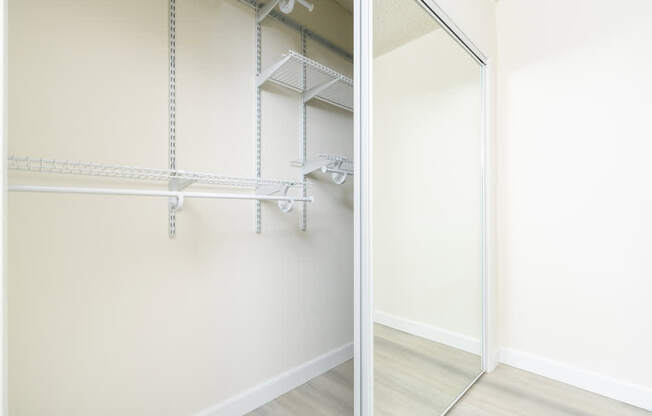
top-left (249, 324), bottom-right (651, 415)
top-left (247, 359), bottom-right (354, 416)
top-left (374, 324), bottom-right (482, 415)
top-left (449, 365), bottom-right (652, 416)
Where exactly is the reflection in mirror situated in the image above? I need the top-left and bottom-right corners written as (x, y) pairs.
top-left (373, 0), bottom-right (484, 414)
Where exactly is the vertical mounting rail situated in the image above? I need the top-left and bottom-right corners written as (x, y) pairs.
top-left (300, 29), bottom-right (308, 231)
top-left (255, 6), bottom-right (263, 233)
top-left (168, 0), bottom-right (177, 238)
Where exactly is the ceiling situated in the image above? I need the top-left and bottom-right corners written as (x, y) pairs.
top-left (373, 0), bottom-right (442, 57)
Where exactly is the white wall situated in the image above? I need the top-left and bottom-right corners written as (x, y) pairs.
top-left (7, 0), bottom-right (353, 415)
top-left (497, 0), bottom-right (652, 410)
top-left (373, 28), bottom-right (483, 351)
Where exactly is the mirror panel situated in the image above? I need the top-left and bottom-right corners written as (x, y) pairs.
top-left (373, 0), bottom-right (484, 414)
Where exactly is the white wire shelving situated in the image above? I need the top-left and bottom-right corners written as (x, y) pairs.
top-left (257, 0), bottom-right (314, 24)
top-left (291, 154), bottom-right (353, 184)
top-left (8, 156), bottom-right (303, 191)
top-left (8, 156), bottom-right (312, 230)
top-left (257, 50), bottom-right (353, 112)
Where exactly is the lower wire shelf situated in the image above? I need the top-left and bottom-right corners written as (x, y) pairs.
top-left (8, 155), bottom-right (302, 190)
top-left (8, 156), bottom-right (313, 237)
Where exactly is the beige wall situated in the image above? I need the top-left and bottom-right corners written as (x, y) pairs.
top-left (497, 0), bottom-right (652, 409)
top-left (8, 0), bottom-right (353, 415)
top-left (373, 27), bottom-right (483, 347)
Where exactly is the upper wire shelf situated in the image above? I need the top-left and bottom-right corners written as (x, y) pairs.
top-left (257, 50), bottom-right (353, 112)
top-left (8, 156), bottom-right (302, 191)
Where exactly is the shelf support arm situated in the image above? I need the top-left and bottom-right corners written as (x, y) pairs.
top-left (256, 54), bottom-right (292, 87)
top-left (168, 177), bottom-right (195, 212)
top-left (303, 77), bottom-right (340, 103)
top-left (257, 0), bottom-right (281, 23)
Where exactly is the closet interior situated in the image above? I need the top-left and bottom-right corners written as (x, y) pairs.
top-left (8, 0), bottom-right (354, 414)
top-left (7, 0), bottom-right (652, 415)
top-left (8, 0), bottom-right (491, 415)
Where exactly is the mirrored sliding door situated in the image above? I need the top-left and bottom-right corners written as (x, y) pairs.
top-left (371, 0), bottom-right (486, 414)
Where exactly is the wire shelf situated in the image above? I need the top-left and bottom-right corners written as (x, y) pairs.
top-left (8, 156), bottom-right (302, 190)
top-left (257, 51), bottom-right (353, 111)
top-left (318, 153), bottom-right (353, 167)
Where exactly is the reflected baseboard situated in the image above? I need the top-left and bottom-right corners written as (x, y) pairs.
top-left (374, 310), bottom-right (481, 355)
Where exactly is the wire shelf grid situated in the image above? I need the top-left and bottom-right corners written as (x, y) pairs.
top-left (258, 51), bottom-right (353, 111)
top-left (8, 156), bottom-right (302, 190)
top-left (318, 153), bottom-right (353, 165)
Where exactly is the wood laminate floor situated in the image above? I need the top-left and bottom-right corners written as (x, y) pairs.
top-left (249, 324), bottom-right (652, 416)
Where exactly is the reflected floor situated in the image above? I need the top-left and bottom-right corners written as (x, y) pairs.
top-left (249, 324), bottom-right (651, 415)
top-left (249, 323), bottom-right (479, 415)
top-left (374, 324), bottom-right (481, 415)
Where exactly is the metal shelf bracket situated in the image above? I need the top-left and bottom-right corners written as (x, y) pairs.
top-left (292, 154), bottom-right (353, 184)
top-left (168, 177), bottom-right (194, 212)
top-left (257, 0), bottom-right (314, 24)
top-left (257, 0), bottom-right (281, 23)
top-left (303, 77), bottom-right (340, 104)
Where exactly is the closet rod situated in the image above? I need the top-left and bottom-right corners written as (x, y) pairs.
top-left (8, 185), bottom-right (314, 203)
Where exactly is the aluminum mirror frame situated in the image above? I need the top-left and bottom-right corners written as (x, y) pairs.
top-left (354, 0), bottom-right (491, 415)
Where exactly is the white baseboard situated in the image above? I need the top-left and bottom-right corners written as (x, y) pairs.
top-left (195, 343), bottom-right (354, 416)
top-left (499, 348), bottom-right (652, 412)
top-left (374, 310), bottom-right (481, 355)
